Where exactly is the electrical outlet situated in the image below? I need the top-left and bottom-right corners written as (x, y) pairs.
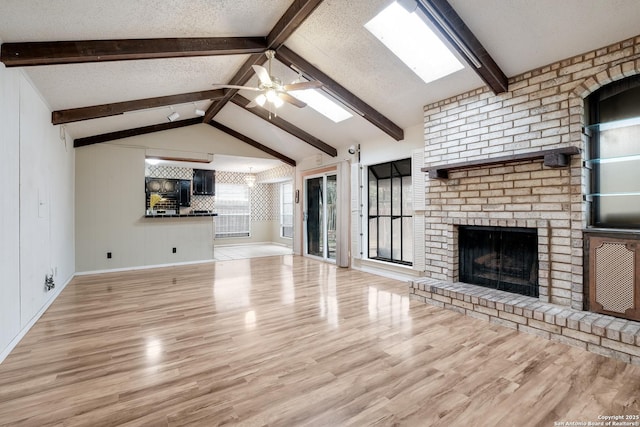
top-left (44, 274), bottom-right (55, 291)
top-left (107, 252), bottom-right (112, 259)
top-left (172, 247), bottom-right (177, 253)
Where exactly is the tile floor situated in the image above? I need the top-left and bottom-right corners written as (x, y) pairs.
top-left (213, 243), bottom-right (293, 261)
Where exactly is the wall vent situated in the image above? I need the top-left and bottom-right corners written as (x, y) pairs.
top-left (588, 235), bottom-right (640, 321)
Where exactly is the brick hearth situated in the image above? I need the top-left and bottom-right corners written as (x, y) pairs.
top-left (410, 278), bottom-right (640, 365)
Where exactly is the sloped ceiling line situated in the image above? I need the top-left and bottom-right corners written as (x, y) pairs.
top-left (73, 117), bottom-right (202, 148)
top-left (417, 0), bottom-right (508, 93)
top-left (201, 53), bottom-right (265, 122)
top-left (231, 95), bottom-right (337, 157)
top-left (209, 121), bottom-right (296, 167)
top-left (52, 89), bottom-right (226, 125)
top-left (275, 46), bottom-right (405, 141)
top-left (202, 0), bottom-right (324, 123)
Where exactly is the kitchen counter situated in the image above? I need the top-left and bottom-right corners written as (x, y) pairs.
top-left (144, 211), bottom-right (218, 218)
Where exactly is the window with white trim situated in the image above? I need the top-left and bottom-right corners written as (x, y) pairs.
top-left (280, 181), bottom-right (293, 238)
top-left (215, 183), bottom-right (250, 238)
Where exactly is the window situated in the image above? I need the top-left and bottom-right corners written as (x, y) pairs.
top-left (280, 181), bottom-right (293, 238)
top-left (365, 1), bottom-right (464, 85)
top-left (215, 183), bottom-right (250, 238)
top-left (587, 75), bottom-right (640, 228)
top-left (288, 87), bottom-right (353, 123)
top-left (368, 158), bottom-right (412, 265)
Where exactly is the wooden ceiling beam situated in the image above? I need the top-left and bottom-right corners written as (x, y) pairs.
top-left (276, 46), bottom-right (404, 141)
top-left (74, 118), bottom-right (201, 148)
top-left (416, 0), bottom-right (508, 93)
top-left (202, 53), bottom-right (265, 123)
top-left (231, 95), bottom-right (337, 157)
top-left (209, 121), bottom-right (296, 167)
top-left (53, 89), bottom-right (225, 125)
top-left (267, 0), bottom-right (324, 48)
top-left (0, 37), bottom-right (267, 67)
top-left (203, 0), bottom-right (324, 122)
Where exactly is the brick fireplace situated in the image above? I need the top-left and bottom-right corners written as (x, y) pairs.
top-left (409, 35), bottom-right (640, 363)
top-left (423, 160), bottom-right (571, 305)
top-left (458, 225), bottom-right (539, 297)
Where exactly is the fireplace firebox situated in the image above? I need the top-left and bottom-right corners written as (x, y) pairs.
top-left (459, 226), bottom-right (539, 297)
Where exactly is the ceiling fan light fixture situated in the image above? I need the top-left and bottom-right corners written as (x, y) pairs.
top-left (265, 89), bottom-right (278, 103)
top-left (272, 96), bottom-right (284, 109)
top-left (255, 94), bottom-right (267, 107)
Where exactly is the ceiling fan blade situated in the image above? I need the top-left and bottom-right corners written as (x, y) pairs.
top-left (279, 92), bottom-right (307, 108)
top-left (246, 98), bottom-right (259, 108)
top-left (211, 84), bottom-right (261, 91)
top-left (252, 65), bottom-right (272, 86)
top-left (283, 81), bottom-right (323, 91)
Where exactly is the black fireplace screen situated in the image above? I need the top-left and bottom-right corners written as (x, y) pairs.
top-left (459, 226), bottom-right (539, 297)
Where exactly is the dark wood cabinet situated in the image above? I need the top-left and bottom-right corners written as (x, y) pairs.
top-left (193, 169), bottom-right (215, 195)
top-left (179, 180), bottom-right (191, 207)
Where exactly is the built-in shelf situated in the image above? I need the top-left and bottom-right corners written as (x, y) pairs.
top-left (421, 146), bottom-right (581, 180)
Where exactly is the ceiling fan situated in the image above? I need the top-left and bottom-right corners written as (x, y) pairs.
top-left (212, 50), bottom-right (323, 110)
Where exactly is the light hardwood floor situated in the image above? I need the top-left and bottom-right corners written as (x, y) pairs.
top-left (1, 255), bottom-right (639, 426)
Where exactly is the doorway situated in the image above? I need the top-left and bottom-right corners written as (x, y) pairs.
top-left (304, 173), bottom-right (337, 261)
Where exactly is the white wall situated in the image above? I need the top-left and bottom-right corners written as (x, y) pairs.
top-left (0, 61), bottom-right (21, 355)
top-left (292, 123), bottom-right (424, 273)
top-left (75, 126), bottom-right (283, 272)
top-left (75, 143), bottom-right (216, 271)
top-left (0, 65), bottom-right (75, 362)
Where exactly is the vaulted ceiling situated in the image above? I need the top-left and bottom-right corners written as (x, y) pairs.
top-left (1, 0), bottom-right (640, 168)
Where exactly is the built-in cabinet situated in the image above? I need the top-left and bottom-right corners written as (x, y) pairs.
top-left (586, 231), bottom-right (640, 321)
top-left (193, 169), bottom-right (215, 195)
top-left (179, 179), bottom-right (191, 207)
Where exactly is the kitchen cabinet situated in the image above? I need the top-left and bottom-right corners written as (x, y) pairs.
top-left (179, 179), bottom-right (191, 207)
top-left (193, 169), bottom-right (215, 195)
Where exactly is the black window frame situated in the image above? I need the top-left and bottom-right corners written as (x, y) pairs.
top-left (367, 158), bottom-right (412, 266)
top-left (587, 74), bottom-right (640, 229)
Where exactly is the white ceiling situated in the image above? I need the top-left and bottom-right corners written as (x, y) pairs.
top-left (1, 0), bottom-right (640, 166)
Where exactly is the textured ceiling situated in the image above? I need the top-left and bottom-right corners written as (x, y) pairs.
top-left (0, 0), bottom-right (291, 40)
top-left (450, 0), bottom-right (640, 77)
top-left (2, 0), bottom-right (640, 164)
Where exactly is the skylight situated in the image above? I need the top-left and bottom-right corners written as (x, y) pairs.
top-left (365, 1), bottom-right (464, 84)
top-left (289, 88), bottom-right (353, 123)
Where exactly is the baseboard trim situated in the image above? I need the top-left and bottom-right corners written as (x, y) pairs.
top-left (0, 274), bottom-right (74, 365)
top-left (75, 258), bottom-right (215, 276)
top-left (352, 258), bottom-right (423, 282)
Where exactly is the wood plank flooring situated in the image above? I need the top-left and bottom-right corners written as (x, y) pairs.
top-left (1, 255), bottom-right (639, 426)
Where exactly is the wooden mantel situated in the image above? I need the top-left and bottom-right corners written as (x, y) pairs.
top-left (421, 146), bottom-right (581, 179)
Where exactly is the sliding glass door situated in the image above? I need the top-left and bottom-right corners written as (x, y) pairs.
top-left (304, 174), bottom-right (337, 261)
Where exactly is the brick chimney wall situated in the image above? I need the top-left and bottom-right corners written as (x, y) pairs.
top-left (421, 36), bottom-right (640, 309)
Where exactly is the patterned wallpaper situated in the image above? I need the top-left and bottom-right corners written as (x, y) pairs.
top-left (146, 165), bottom-right (192, 180)
top-left (217, 171), bottom-right (279, 221)
top-left (216, 170), bottom-right (247, 185)
top-left (257, 164), bottom-right (294, 183)
top-left (252, 184), bottom-right (277, 221)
